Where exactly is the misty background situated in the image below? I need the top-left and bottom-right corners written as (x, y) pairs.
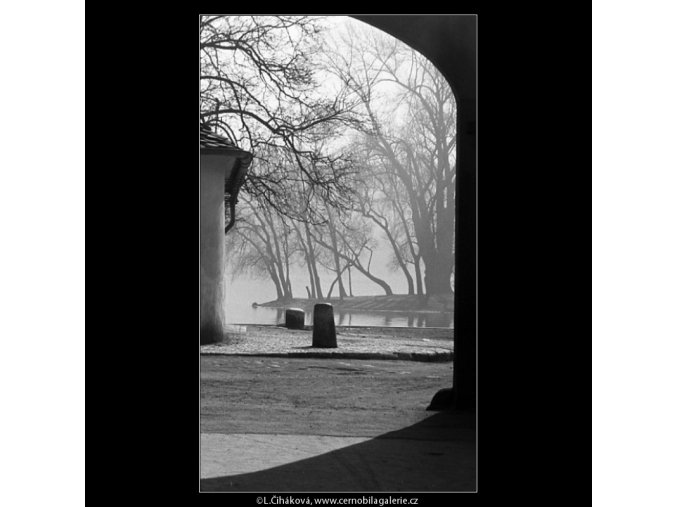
top-left (200, 16), bottom-right (456, 327)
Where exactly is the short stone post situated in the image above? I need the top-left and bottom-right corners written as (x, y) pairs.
top-left (312, 303), bottom-right (337, 348)
top-left (285, 308), bottom-right (305, 330)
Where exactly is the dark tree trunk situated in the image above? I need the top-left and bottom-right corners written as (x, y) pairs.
top-left (347, 266), bottom-right (353, 297)
top-left (305, 222), bottom-right (324, 300)
top-left (414, 255), bottom-right (424, 296)
top-left (362, 209), bottom-right (415, 295)
top-left (354, 264), bottom-right (393, 295)
top-left (271, 270), bottom-right (284, 300)
top-left (292, 221), bottom-right (317, 299)
top-left (423, 255), bottom-right (453, 295)
top-left (327, 214), bottom-right (347, 299)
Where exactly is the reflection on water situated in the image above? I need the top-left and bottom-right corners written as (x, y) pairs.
top-left (226, 305), bottom-right (453, 329)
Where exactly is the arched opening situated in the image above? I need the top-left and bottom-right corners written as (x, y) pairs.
top-left (354, 16), bottom-right (476, 411)
top-left (201, 16), bottom-right (458, 328)
top-left (199, 16), bottom-right (475, 489)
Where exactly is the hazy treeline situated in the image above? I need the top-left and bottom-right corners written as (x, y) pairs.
top-left (200, 16), bottom-right (456, 301)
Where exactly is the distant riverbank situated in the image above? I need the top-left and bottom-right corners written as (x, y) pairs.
top-left (256, 294), bottom-right (453, 314)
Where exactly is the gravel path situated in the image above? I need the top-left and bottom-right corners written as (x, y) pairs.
top-left (200, 355), bottom-right (474, 491)
top-left (200, 325), bottom-right (453, 362)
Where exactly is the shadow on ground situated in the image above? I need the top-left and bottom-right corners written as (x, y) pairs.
top-left (200, 411), bottom-right (476, 492)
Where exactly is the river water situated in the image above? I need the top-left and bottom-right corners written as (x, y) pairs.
top-left (224, 266), bottom-right (453, 328)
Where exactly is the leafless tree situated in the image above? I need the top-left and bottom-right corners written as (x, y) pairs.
top-left (290, 218), bottom-right (325, 300)
top-left (200, 15), bottom-right (360, 224)
top-left (327, 26), bottom-right (457, 295)
top-left (221, 18), bottom-right (455, 300)
top-left (308, 205), bottom-right (394, 296)
top-left (227, 194), bottom-right (296, 301)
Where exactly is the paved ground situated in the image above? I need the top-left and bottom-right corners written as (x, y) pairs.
top-left (200, 355), bottom-right (476, 492)
top-left (200, 325), bottom-right (453, 362)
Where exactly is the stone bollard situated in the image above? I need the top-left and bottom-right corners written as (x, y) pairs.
top-left (312, 303), bottom-right (337, 348)
top-left (285, 308), bottom-right (305, 330)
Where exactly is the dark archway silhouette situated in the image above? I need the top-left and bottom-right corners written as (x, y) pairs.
top-left (201, 411), bottom-right (476, 492)
top-left (353, 16), bottom-right (477, 410)
top-left (199, 15), bottom-right (477, 492)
